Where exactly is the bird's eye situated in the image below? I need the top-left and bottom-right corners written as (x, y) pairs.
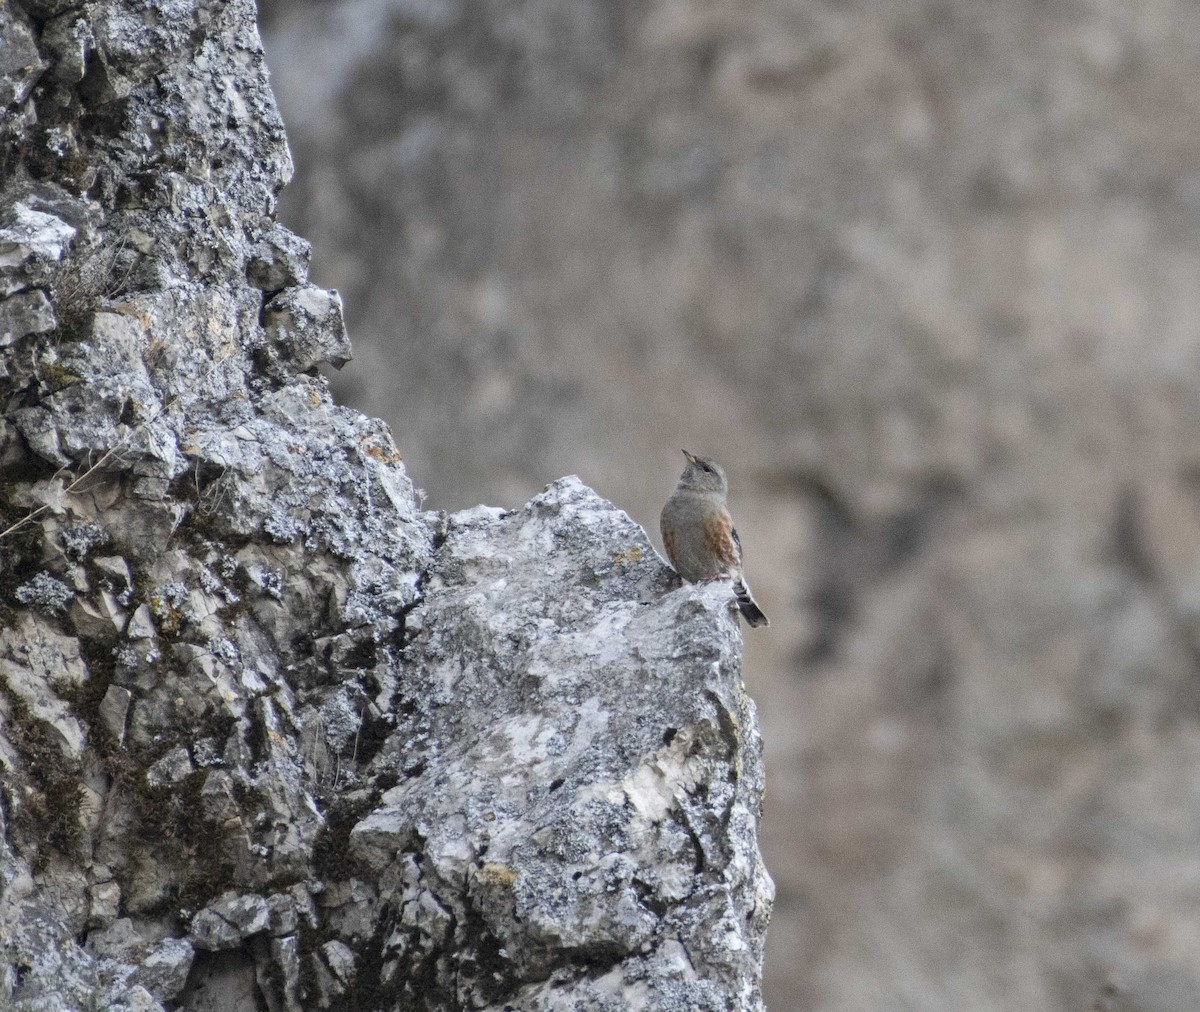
top-left (701, 464), bottom-right (712, 472)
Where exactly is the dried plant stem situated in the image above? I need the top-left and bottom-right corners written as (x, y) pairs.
top-left (0, 347), bottom-right (236, 544)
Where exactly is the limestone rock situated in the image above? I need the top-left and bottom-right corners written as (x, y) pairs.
top-left (145, 746), bottom-right (194, 789)
top-left (67, 589), bottom-right (126, 639)
top-left (0, 290), bottom-right (56, 345)
top-left (245, 224), bottom-right (312, 292)
top-left (97, 684), bottom-right (132, 743)
top-left (0, 201), bottom-right (77, 296)
top-left (190, 893), bottom-right (271, 951)
top-left (110, 986), bottom-right (165, 1012)
top-left (133, 937), bottom-right (195, 1001)
top-left (0, 613), bottom-right (87, 758)
top-left (262, 283), bottom-right (352, 372)
top-left (0, 4), bottom-right (45, 108)
top-left (86, 874), bottom-right (118, 922)
top-left (352, 478), bottom-right (770, 1008)
top-left (0, 0), bottom-right (769, 1009)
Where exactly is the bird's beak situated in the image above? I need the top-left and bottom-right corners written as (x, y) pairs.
top-left (682, 449), bottom-right (696, 463)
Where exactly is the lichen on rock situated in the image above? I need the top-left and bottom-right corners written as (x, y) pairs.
top-left (0, 0), bottom-right (772, 1009)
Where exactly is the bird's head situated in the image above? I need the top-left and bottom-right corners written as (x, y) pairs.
top-left (679, 449), bottom-right (728, 495)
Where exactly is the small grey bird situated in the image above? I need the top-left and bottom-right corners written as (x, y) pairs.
top-left (661, 450), bottom-right (769, 628)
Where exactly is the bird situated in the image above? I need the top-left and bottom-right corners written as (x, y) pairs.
top-left (661, 449), bottom-right (769, 628)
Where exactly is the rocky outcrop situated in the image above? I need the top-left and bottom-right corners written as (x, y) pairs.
top-left (259, 1), bottom-right (1200, 1007)
top-left (0, 1), bottom-right (771, 1009)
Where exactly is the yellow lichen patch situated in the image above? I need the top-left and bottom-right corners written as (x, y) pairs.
top-left (476, 861), bottom-right (518, 888)
top-left (363, 442), bottom-right (403, 463)
top-left (612, 545), bottom-right (643, 567)
top-left (105, 303), bottom-right (153, 329)
top-left (37, 362), bottom-right (83, 392)
top-left (149, 594), bottom-right (185, 636)
top-left (357, 436), bottom-right (405, 465)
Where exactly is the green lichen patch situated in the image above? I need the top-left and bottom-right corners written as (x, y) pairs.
top-left (90, 724), bottom-right (235, 925)
top-left (35, 359), bottom-right (84, 395)
top-left (311, 789), bottom-right (377, 885)
top-left (61, 635), bottom-right (117, 723)
top-left (0, 690), bottom-right (86, 870)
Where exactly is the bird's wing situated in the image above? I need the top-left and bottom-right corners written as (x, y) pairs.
top-left (662, 524), bottom-right (677, 568)
top-left (703, 508), bottom-right (742, 573)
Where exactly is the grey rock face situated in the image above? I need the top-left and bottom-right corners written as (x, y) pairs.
top-left (0, 1), bottom-right (771, 1010)
top-left (352, 479), bottom-right (770, 1008)
top-left (0, 289), bottom-right (56, 344)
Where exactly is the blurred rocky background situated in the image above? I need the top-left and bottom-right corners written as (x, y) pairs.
top-left (260, 0), bottom-right (1200, 1008)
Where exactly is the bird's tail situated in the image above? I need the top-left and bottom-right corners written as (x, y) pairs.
top-left (734, 578), bottom-right (769, 628)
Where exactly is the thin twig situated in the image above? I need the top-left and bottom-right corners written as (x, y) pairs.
top-left (351, 704), bottom-right (365, 766)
